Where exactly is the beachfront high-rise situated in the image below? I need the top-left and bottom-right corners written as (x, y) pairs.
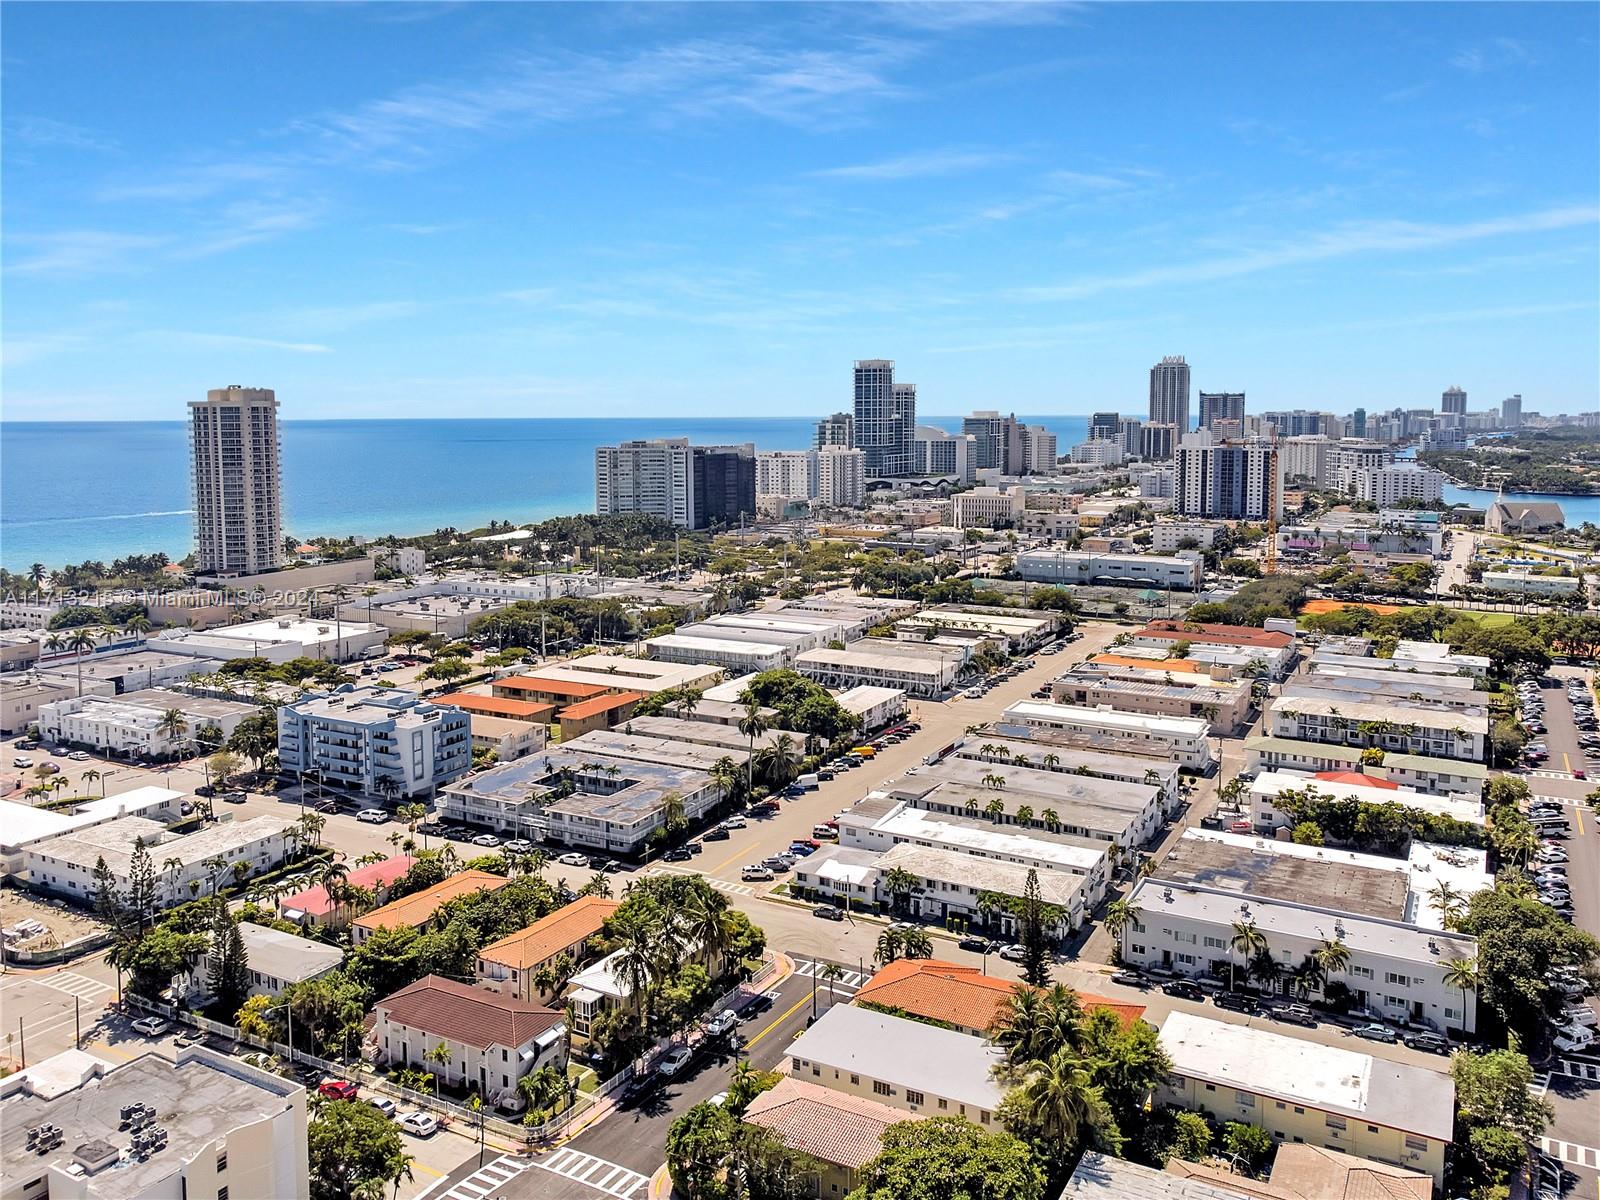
top-left (595, 438), bottom-right (755, 529)
top-left (1198, 391), bottom-right (1245, 431)
top-left (1149, 355), bottom-right (1191, 432)
top-left (853, 359), bottom-right (916, 477)
top-left (814, 411), bottom-right (854, 450)
top-left (1441, 386), bottom-right (1467, 415)
top-left (1502, 393), bottom-right (1523, 429)
top-left (189, 385), bottom-right (283, 577)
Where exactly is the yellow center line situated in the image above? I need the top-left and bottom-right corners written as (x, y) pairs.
top-left (1575, 802), bottom-right (1586, 838)
top-left (743, 991), bottom-right (813, 1052)
top-left (410, 1162), bottom-right (444, 1179)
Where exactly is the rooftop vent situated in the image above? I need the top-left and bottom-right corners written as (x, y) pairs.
top-left (71, 1139), bottom-right (121, 1173)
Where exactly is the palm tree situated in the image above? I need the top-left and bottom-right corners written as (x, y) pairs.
top-left (964, 797), bottom-right (980, 816)
top-left (1442, 957), bottom-right (1477, 1038)
top-left (28, 562), bottom-right (46, 602)
top-left (1428, 881), bottom-right (1464, 930)
top-left (1248, 948), bottom-right (1283, 994)
top-left (984, 796), bottom-right (1005, 822)
top-left (202, 854), bottom-right (229, 897)
top-left (156, 707), bottom-right (189, 749)
top-left (873, 928), bottom-right (903, 966)
top-left (1101, 899), bottom-right (1134, 941)
top-left (321, 861), bottom-right (350, 922)
top-left (881, 867), bottom-right (918, 916)
top-left (819, 963), bottom-right (845, 1005)
top-left (1041, 807), bottom-right (1059, 832)
top-left (1042, 753), bottom-right (1060, 772)
top-left (81, 768), bottom-right (104, 797)
top-left (1313, 938), bottom-right (1351, 982)
top-left (425, 1042), bottom-right (452, 1094)
top-left (899, 928), bottom-right (933, 959)
top-left (679, 886), bottom-right (732, 971)
top-left (737, 700), bottom-right (770, 800)
top-left (1011, 1047), bottom-right (1117, 1158)
top-left (1015, 805), bottom-right (1035, 826)
top-left (1228, 920), bottom-right (1268, 993)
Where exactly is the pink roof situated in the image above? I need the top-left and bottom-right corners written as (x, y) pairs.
top-left (280, 855), bottom-right (416, 917)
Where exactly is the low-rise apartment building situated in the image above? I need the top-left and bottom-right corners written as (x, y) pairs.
top-left (894, 605), bottom-right (1057, 652)
top-left (351, 870), bottom-right (506, 945)
top-left (374, 975), bottom-right (566, 1108)
top-left (1281, 675), bottom-right (1487, 716)
top-left (796, 642), bottom-right (963, 698)
top-left (1249, 768), bottom-right (1485, 833)
top-left (1001, 700), bottom-right (1215, 771)
top-left (1243, 736), bottom-right (1487, 799)
top-left (1149, 522), bottom-right (1222, 552)
top-left (25, 815), bottom-right (291, 909)
top-left (1156, 1013), bottom-right (1454, 1187)
top-left (743, 1076), bottom-right (913, 1200)
top-left (1014, 549), bottom-right (1203, 591)
top-left (951, 485), bottom-right (1026, 529)
top-left (277, 686), bottom-right (471, 800)
top-left (476, 895), bottom-right (620, 1003)
top-left (39, 689), bottom-right (257, 758)
top-left (0, 1047), bottom-right (309, 1200)
top-left (0, 786), bottom-right (184, 878)
top-left (191, 922), bottom-right (343, 1002)
top-left (511, 655), bottom-right (722, 696)
top-left (855, 959), bottom-right (1143, 1038)
top-left (835, 685), bottom-right (907, 733)
top-left (277, 854), bottom-right (415, 927)
top-left (466, 712), bottom-right (548, 761)
top-left (1482, 569), bottom-right (1583, 596)
top-left (947, 736), bottom-right (1181, 812)
top-left (786, 1004), bottom-right (1005, 1126)
top-left (1050, 667), bottom-right (1252, 734)
top-left (1266, 696), bottom-right (1486, 763)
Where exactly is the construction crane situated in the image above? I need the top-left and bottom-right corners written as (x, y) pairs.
top-left (1263, 429), bottom-right (1281, 575)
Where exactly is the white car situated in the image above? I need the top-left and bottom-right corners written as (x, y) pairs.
top-left (131, 1017), bottom-right (169, 1037)
top-left (504, 839), bottom-right (534, 853)
top-left (356, 809), bottom-right (388, 824)
top-left (557, 852), bottom-right (590, 867)
top-left (368, 1096), bottom-right (398, 1119)
top-left (397, 1111), bottom-right (438, 1137)
top-left (12, 756), bottom-right (32, 768)
top-left (1562, 1005), bottom-right (1597, 1028)
top-left (68, 750), bottom-right (91, 762)
top-left (659, 1044), bottom-right (694, 1077)
top-left (1553, 1025), bottom-right (1594, 1053)
top-left (722, 815), bottom-right (746, 829)
top-left (471, 833), bottom-right (501, 848)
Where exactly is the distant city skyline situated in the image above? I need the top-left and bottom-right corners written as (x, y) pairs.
top-left (3, 3), bottom-right (1596, 420)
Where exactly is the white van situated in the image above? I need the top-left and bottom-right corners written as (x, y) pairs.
top-left (1553, 1025), bottom-right (1594, 1053)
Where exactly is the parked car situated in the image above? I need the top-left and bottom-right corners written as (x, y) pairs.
top-left (318, 1079), bottom-right (359, 1100)
top-left (503, 839), bottom-right (534, 854)
top-left (812, 905), bottom-right (845, 922)
top-left (704, 1010), bottom-right (740, 1038)
top-left (1350, 1023), bottom-right (1398, 1043)
top-left (1269, 1003), bottom-right (1317, 1027)
top-left (741, 865), bottom-right (774, 881)
top-left (557, 852), bottom-right (590, 867)
top-left (11, 756), bottom-right (32, 768)
top-left (703, 826), bottom-right (730, 841)
top-left (1161, 980), bottom-right (1205, 1001)
top-left (356, 809), bottom-right (388, 824)
top-left (958, 935), bottom-right (993, 953)
top-left (131, 1017), bottom-right (169, 1037)
top-left (598, 858), bottom-right (624, 874)
top-left (398, 1111), bottom-right (438, 1137)
top-left (1111, 970), bottom-right (1147, 988)
top-left (1403, 1031), bottom-right (1451, 1054)
top-left (997, 943), bottom-right (1028, 963)
top-left (722, 814), bottom-right (747, 828)
top-left (659, 1044), bottom-right (695, 1078)
top-left (1213, 992), bottom-right (1259, 1014)
top-left (662, 847), bottom-right (693, 862)
top-left (68, 750), bottom-right (91, 761)
top-left (471, 833), bottom-right (502, 848)
top-left (368, 1097), bottom-right (398, 1119)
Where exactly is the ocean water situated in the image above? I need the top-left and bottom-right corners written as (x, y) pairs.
top-left (0, 415), bottom-right (1091, 570)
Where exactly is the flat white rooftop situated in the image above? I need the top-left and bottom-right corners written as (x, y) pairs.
top-left (1159, 1011), bottom-right (1454, 1141)
top-left (1005, 700), bottom-right (1209, 739)
top-left (858, 801), bottom-right (1108, 871)
top-left (1251, 770), bottom-right (1485, 825)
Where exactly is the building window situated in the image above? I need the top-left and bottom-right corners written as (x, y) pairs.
top-left (1234, 1092), bottom-right (1255, 1107)
top-left (873, 1081), bottom-right (892, 1097)
top-left (938, 1098), bottom-right (948, 1110)
top-left (812, 1065), bottom-right (820, 1076)
top-left (217, 1152), bottom-right (228, 1172)
top-left (1325, 1115), bottom-right (1346, 1130)
top-left (1405, 1135), bottom-right (1428, 1151)
top-left (850, 1075), bottom-right (859, 1086)
top-left (979, 1111), bottom-right (990, 1125)
top-left (906, 1090), bottom-right (924, 1106)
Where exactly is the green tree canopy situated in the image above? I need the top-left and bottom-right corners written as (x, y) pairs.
top-left (848, 1117), bottom-right (1043, 1200)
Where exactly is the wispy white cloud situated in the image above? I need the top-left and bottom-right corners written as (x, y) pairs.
top-left (864, 1), bottom-right (1080, 32)
top-left (279, 300), bottom-right (422, 332)
top-left (5, 115), bottom-right (119, 153)
top-left (174, 200), bottom-right (324, 259)
top-left (97, 162), bottom-right (295, 204)
top-left (1012, 205), bottom-right (1600, 301)
top-left (6, 230), bottom-right (169, 276)
top-left (809, 147), bottom-right (1020, 180)
top-left (1451, 37), bottom-right (1539, 73)
top-left (386, 221), bottom-right (467, 236)
top-left (143, 331), bottom-right (333, 354)
top-left (0, 333), bottom-right (89, 367)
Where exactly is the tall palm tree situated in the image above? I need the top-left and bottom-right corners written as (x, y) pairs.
top-left (873, 928), bottom-right (902, 966)
top-left (984, 796), bottom-right (1006, 822)
top-left (1101, 899), bottom-right (1134, 941)
top-left (881, 867), bottom-right (918, 916)
top-left (28, 563), bottom-right (47, 602)
top-left (899, 928), bottom-right (933, 959)
top-left (65, 626), bottom-right (99, 698)
top-left (737, 700), bottom-right (770, 800)
top-left (1291, 954), bottom-right (1326, 1001)
top-left (81, 768), bottom-right (104, 797)
top-left (156, 707), bottom-right (189, 750)
top-left (1041, 807), bottom-right (1059, 831)
top-left (819, 963), bottom-right (845, 1005)
top-left (1228, 920), bottom-right (1268, 992)
top-left (1012, 1047), bottom-right (1117, 1159)
top-left (1313, 938), bottom-right (1351, 984)
top-left (1428, 881), bottom-right (1464, 930)
top-left (1442, 957), bottom-right (1477, 1038)
top-left (678, 886), bottom-right (731, 971)
top-left (321, 861), bottom-right (350, 922)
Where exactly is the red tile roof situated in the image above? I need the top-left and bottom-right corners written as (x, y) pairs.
top-left (477, 896), bottom-right (620, 971)
top-left (559, 691), bottom-right (644, 721)
top-left (279, 855), bottom-right (416, 918)
top-left (378, 975), bottom-right (562, 1050)
top-left (743, 1076), bottom-right (915, 1169)
top-left (855, 960), bottom-right (1145, 1034)
top-left (496, 676), bottom-right (611, 698)
top-left (353, 870), bottom-right (506, 934)
top-left (1315, 770), bottom-right (1399, 790)
top-left (433, 692), bottom-right (557, 721)
top-left (1139, 619), bottom-right (1293, 649)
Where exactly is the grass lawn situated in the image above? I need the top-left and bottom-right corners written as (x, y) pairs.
top-left (568, 1062), bottom-right (599, 1094)
top-left (1464, 611), bottom-right (1517, 627)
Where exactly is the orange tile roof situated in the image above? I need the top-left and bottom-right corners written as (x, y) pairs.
top-left (743, 1076), bottom-right (916, 1169)
top-left (1140, 619), bottom-right (1292, 649)
top-left (280, 855), bottom-right (416, 918)
top-left (559, 691), bottom-right (644, 721)
top-left (1090, 654), bottom-right (1207, 674)
top-left (353, 870), bottom-right (506, 934)
top-left (1315, 770), bottom-right (1400, 790)
top-left (855, 960), bottom-right (1145, 1033)
top-left (433, 692), bottom-right (557, 721)
top-left (497, 675), bottom-right (611, 698)
top-left (477, 895), bottom-right (620, 971)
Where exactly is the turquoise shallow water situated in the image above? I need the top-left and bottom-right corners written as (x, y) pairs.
top-left (0, 415), bottom-right (1092, 570)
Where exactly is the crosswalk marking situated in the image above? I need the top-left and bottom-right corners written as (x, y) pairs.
top-left (1540, 1138), bottom-right (1600, 1169)
top-left (535, 1147), bottom-right (647, 1199)
top-left (641, 865), bottom-right (754, 896)
top-left (441, 1154), bottom-right (528, 1200)
top-left (791, 959), bottom-right (867, 991)
top-left (39, 972), bottom-right (111, 1001)
top-left (1555, 1057), bottom-right (1600, 1083)
top-left (1529, 1071), bottom-right (1550, 1098)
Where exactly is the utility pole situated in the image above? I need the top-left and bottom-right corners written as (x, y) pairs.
top-left (74, 997), bottom-right (81, 1050)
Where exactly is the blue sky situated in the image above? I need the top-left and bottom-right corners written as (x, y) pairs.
top-left (3, 1), bottom-right (1596, 420)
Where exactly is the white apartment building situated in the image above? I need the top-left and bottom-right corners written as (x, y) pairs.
top-left (39, 689), bottom-right (258, 758)
top-left (1018, 509), bottom-right (1080, 540)
top-left (1069, 438), bottom-right (1126, 466)
top-left (1352, 463), bottom-right (1445, 506)
top-left (1267, 696), bottom-right (1486, 763)
top-left (787, 1000), bottom-right (1006, 1124)
top-left (0, 787), bottom-right (184, 878)
top-left (1015, 548), bottom-right (1203, 591)
top-left (1124, 878), bottom-right (1481, 1035)
top-left (1279, 434), bottom-right (1331, 487)
top-left (25, 815), bottom-right (292, 909)
top-left (816, 446), bottom-right (867, 507)
top-left (595, 437), bottom-right (694, 526)
top-left (1002, 700), bottom-right (1215, 770)
top-left (913, 425), bottom-right (975, 482)
top-left (834, 685), bottom-right (906, 732)
top-left (153, 615), bottom-right (388, 664)
top-left (1248, 769), bottom-right (1485, 835)
top-left (2, 1047), bottom-right (309, 1200)
top-left (1156, 1014), bottom-right (1454, 1187)
top-left (1243, 736), bottom-right (1488, 799)
top-left (190, 386), bottom-right (283, 576)
top-left (367, 544), bottom-right (426, 575)
top-left (951, 485), bottom-right (1026, 529)
top-left (1134, 466), bottom-right (1176, 498)
top-left (192, 923), bottom-right (344, 1002)
top-left (1328, 442), bottom-right (1394, 492)
top-left (277, 686), bottom-right (472, 799)
top-left (756, 451), bottom-right (817, 501)
top-left (795, 642), bottom-right (964, 698)
top-left (1149, 522), bottom-right (1221, 552)
top-left (1175, 432), bottom-right (1279, 521)
top-left (1482, 569), bottom-right (1584, 596)
top-left (1021, 425), bottom-right (1058, 472)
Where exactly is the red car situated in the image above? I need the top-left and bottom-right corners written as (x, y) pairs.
top-left (317, 1079), bottom-right (359, 1101)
